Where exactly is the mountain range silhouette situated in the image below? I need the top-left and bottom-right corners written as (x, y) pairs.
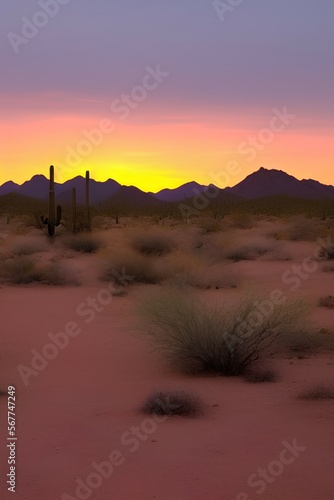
top-left (1, 167), bottom-right (334, 204)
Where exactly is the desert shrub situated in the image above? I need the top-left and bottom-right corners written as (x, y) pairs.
top-left (322, 264), bottom-right (334, 272)
top-left (9, 236), bottom-right (48, 256)
top-left (166, 265), bottom-right (238, 289)
top-left (282, 328), bottom-right (334, 353)
top-left (162, 251), bottom-right (201, 273)
top-left (63, 234), bottom-right (102, 253)
top-left (196, 217), bottom-right (223, 234)
top-left (141, 391), bottom-right (202, 417)
top-left (11, 216), bottom-right (36, 231)
top-left (318, 243), bottom-right (334, 260)
top-left (243, 368), bottom-right (278, 383)
top-left (162, 251), bottom-right (238, 289)
top-left (0, 256), bottom-right (69, 286)
top-left (319, 296), bottom-right (334, 309)
top-left (265, 248), bottom-right (291, 262)
top-left (229, 213), bottom-right (254, 230)
top-left (274, 328), bottom-right (318, 353)
top-left (298, 384), bottom-right (334, 400)
top-left (110, 287), bottom-right (128, 297)
top-left (285, 216), bottom-right (319, 241)
top-left (0, 256), bottom-right (40, 284)
top-left (138, 288), bottom-right (306, 376)
top-left (317, 329), bottom-right (334, 351)
top-left (91, 216), bottom-right (119, 230)
top-left (224, 244), bottom-right (272, 262)
top-left (102, 248), bottom-right (167, 285)
top-left (38, 264), bottom-right (70, 286)
top-left (224, 246), bottom-right (256, 262)
top-left (131, 230), bottom-right (175, 256)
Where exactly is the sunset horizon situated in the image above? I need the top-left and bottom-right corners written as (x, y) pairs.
top-left (1, 3), bottom-right (334, 499)
top-left (2, 164), bottom-right (334, 194)
top-left (2, 2), bottom-right (333, 192)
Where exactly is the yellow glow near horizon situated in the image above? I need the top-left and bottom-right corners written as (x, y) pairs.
top-left (1, 111), bottom-right (334, 191)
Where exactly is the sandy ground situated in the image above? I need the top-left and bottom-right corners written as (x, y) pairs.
top-left (0, 218), bottom-right (333, 499)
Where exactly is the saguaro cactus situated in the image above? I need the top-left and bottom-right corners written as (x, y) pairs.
top-left (72, 187), bottom-right (77, 234)
top-left (86, 170), bottom-right (91, 231)
top-left (56, 205), bottom-right (62, 225)
top-left (44, 165), bottom-right (62, 237)
top-left (48, 165), bottom-right (55, 236)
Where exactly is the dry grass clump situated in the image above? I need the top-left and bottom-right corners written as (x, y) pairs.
top-left (285, 216), bottom-right (320, 241)
top-left (138, 288), bottom-right (306, 376)
top-left (318, 243), bottom-right (334, 261)
top-left (38, 264), bottom-right (72, 286)
top-left (224, 243), bottom-right (273, 262)
top-left (322, 264), bottom-right (334, 272)
top-left (228, 213), bottom-right (255, 230)
top-left (220, 235), bottom-right (275, 263)
top-left (298, 384), bottom-right (334, 400)
top-left (9, 236), bottom-right (49, 256)
top-left (317, 329), bottom-right (334, 351)
top-left (10, 216), bottom-right (37, 234)
top-left (274, 326), bottom-right (318, 353)
top-left (101, 248), bottom-right (167, 285)
top-left (243, 368), bottom-right (278, 383)
top-left (319, 296), bottom-right (334, 309)
top-left (282, 328), bottom-right (334, 353)
top-left (131, 229), bottom-right (176, 256)
top-left (163, 252), bottom-right (238, 289)
top-left (63, 234), bottom-right (103, 253)
top-left (91, 216), bottom-right (120, 230)
top-left (0, 256), bottom-right (38, 284)
top-left (196, 217), bottom-right (224, 234)
top-left (0, 256), bottom-right (69, 285)
top-left (166, 266), bottom-right (237, 290)
top-left (224, 246), bottom-right (256, 262)
top-left (141, 391), bottom-right (202, 417)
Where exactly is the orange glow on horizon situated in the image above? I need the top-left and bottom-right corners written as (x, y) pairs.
top-left (1, 109), bottom-right (334, 191)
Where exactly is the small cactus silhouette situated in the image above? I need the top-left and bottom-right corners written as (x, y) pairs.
top-left (41, 165), bottom-right (62, 236)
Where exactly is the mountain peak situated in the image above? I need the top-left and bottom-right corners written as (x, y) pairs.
top-left (230, 168), bottom-right (334, 199)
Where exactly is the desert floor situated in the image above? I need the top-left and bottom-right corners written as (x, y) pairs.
top-left (0, 215), bottom-right (333, 500)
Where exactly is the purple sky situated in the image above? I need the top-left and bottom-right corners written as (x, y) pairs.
top-left (2, 0), bottom-right (334, 116)
top-left (1, 0), bottom-right (334, 188)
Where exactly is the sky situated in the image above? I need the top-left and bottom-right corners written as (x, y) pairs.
top-left (1, 0), bottom-right (334, 191)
